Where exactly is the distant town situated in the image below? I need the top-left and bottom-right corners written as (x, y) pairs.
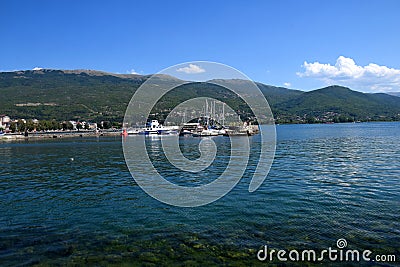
top-left (0, 114), bottom-right (121, 140)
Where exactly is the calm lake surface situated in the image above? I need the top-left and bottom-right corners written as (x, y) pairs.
top-left (1, 122), bottom-right (399, 266)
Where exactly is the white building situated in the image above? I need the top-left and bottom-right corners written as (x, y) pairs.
top-left (69, 121), bottom-right (77, 130)
top-left (0, 115), bottom-right (11, 130)
top-left (87, 122), bottom-right (97, 130)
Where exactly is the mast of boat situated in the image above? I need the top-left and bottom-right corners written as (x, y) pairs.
top-left (182, 108), bottom-right (187, 125)
top-left (209, 100), bottom-right (212, 128)
top-left (213, 100), bottom-right (216, 127)
top-left (222, 103), bottom-right (225, 127)
top-left (205, 99), bottom-right (209, 128)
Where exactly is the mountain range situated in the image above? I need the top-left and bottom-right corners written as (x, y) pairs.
top-left (387, 92), bottom-right (400, 97)
top-left (0, 69), bottom-right (399, 124)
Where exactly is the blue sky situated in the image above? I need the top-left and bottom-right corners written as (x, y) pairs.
top-left (1, 0), bottom-right (400, 92)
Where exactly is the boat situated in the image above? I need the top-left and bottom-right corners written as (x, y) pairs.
top-left (223, 129), bottom-right (249, 136)
top-left (141, 120), bottom-right (178, 135)
top-left (158, 129), bottom-right (180, 135)
top-left (126, 128), bottom-right (143, 135)
top-left (179, 122), bottom-right (204, 136)
top-left (125, 120), bottom-right (179, 136)
top-left (222, 124), bottom-right (259, 136)
top-left (199, 128), bottom-right (219, 136)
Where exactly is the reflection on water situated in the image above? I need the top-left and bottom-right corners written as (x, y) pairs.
top-left (0, 122), bottom-right (399, 265)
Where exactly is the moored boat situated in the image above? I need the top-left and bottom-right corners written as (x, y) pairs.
top-left (125, 120), bottom-right (179, 136)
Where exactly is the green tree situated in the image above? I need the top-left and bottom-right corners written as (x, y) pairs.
top-left (18, 120), bottom-right (26, 132)
top-left (37, 120), bottom-right (46, 131)
top-left (50, 120), bottom-right (60, 130)
top-left (112, 121), bottom-right (122, 128)
top-left (62, 121), bottom-right (68, 131)
top-left (306, 115), bottom-right (316, 124)
top-left (26, 119), bottom-right (35, 132)
top-left (9, 122), bottom-right (17, 133)
top-left (102, 121), bottom-right (111, 129)
top-left (339, 115), bottom-right (348, 123)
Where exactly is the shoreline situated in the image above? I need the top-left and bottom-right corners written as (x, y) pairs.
top-left (0, 130), bottom-right (121, 141)
top-left (2, 121), bottom-right (399, 142)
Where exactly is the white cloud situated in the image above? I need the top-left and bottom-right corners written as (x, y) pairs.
top-left (283, 82), bottom-right (291, 87)
top-left (129, 69), bottom-right (138, 74)
top-left (297, 56), bottom-right (400, 92)
top-left (176, 64), bottom-right (205, 74)
top-left (32, 67), bottom-right (43, 71)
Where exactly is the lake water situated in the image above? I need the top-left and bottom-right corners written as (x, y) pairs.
top-left (1, 122), bottom-right (399, 266)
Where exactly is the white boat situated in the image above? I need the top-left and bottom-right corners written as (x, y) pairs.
top-left (218, 129), bottom-right (227, 135)
top-left (139, 120), bottom-right (179, 135)
top-left (199, 128), bottom-right (219, 136)
top-left (126, 128), bottom-right (142, 135)
top-left (179, 122), bottom-right (204, 136)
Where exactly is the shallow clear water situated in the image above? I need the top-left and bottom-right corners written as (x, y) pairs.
top-left (0, 122), bottom-right (399, 266)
